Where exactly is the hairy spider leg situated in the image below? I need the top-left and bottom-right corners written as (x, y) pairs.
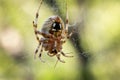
top-left (32, 2), bottom-right (42, 59)
top-left (33, 0), bottom-right (43, 43)
top-left (34, 42), bottom-right (41, 59)
top-left (38, 42), bottom-right (45, 63)
top-left (65, 0), bottom-right (69, 32)
top-left (65, 0), bottom-right (74, 39)
top-left (61, 51), bottom-right (73, 57)
top-left (56, 54), bottom-right (65, 63)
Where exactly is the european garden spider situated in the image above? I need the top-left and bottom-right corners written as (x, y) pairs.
top-left (33, 0), bottom-right (74, 63)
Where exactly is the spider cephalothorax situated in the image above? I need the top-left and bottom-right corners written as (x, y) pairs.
top-left (33, 0), bottom-right (74, 63)
top-left (49, 16), bottom-right (63, 37)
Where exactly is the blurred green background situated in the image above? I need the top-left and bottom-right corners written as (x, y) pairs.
top-left (0, 0), bottom-right (120, 80)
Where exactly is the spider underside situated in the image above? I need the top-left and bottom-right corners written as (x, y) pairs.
top-left (33, 0), bottom-right (74, 63)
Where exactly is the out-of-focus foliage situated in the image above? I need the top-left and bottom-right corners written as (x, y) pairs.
top-left (0, 0), bottom-right (120, 80)
top-left (83, 1), bottom-right (120, 80)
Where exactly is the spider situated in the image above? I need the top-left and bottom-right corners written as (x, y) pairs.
top-left (33, 0), bottom-right (74, 63)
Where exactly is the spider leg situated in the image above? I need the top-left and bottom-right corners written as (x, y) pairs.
top-left (56, 54), bottom-right (65, 63)
top-left (64, 0), bottom-right (74, 39)
top-left (33, 16), bottom-right (40, 42)
top-left (61, 51), bottom-right (73, 57)
top-left (65, 0), bottom-right (69, 32)
top-left (64, 0), bottom-right (72, 39)
top-left (38, 42), bottom-right (45, 63)
top-left (67, 29), bottom-right (75, 38)
top-left (34, 42), bottom-right (41, 59)
top-left (32, 9), bottom-right (41, 43)
top-left (33, 0), bottom-right (43, 42)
